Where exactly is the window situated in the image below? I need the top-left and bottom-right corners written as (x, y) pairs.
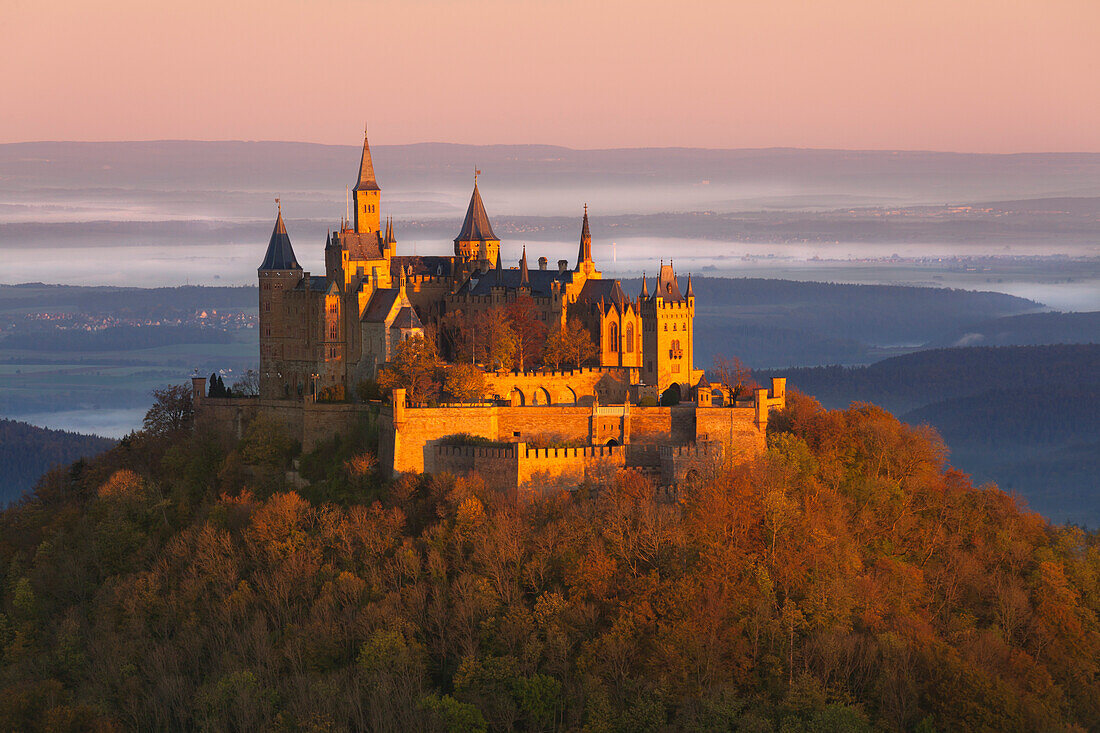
top-left (663, 323), bottom-right (668, 331)
top-left (329, 324), bottom-right (337, 339)
top-left (672, 323), bottom-right (677, 331)
top-left (608, 322), bottom-right (619, 353)
top-left (625, 324), bottom-right (634, 353)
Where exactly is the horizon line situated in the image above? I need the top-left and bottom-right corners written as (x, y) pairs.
top-left (3, 139), bottom-right (1100, 157)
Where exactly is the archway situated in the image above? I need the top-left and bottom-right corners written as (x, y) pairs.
top-left (533, 387), bottom-right (551, 406)
top-left (606, 438), bottom-right (620, 447)
top-left (510, 388), bottom-right (525, 406)
top-left (660, 383), bottom-right (681, 406)
top-left (556, 387), bottom-right (577, 405)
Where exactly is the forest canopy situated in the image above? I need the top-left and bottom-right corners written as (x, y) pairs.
top-left (0, 392), bottom-right (1098, 731)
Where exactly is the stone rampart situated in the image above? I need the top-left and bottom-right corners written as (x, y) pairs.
top-left (483, 367), bottom-right (633, 406)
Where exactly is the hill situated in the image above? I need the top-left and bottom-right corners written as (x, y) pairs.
top-left (758, 344), bottom-right (1100, 525)
top-left (626, 277), bottom-right (1038, 369)
top-left (1, 391), bottom-right (1098, 731)
top-left (931, 310), bottom-right (1100, 348)
top-left (0, 420), bottom-right (114, 505)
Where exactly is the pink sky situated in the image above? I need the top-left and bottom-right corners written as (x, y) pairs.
top-left (2, 0), bottom-right (1097, 152)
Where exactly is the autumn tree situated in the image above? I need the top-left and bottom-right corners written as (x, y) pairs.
top-left (377, 334), bottom-right (441, 404)
top-left (443, 363), bottom-right (487, 403)
top-left (712, 354), bottom-right (757, 401)
top-left (544, 318), bottom-right (597, 368)
top-left (504, 294), bottom-right (547, 371)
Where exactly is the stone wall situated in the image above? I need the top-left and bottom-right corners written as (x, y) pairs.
top-left (432, 442), bottom-right (625, 490)
top-left (482, 367), bottom-right (633, 405)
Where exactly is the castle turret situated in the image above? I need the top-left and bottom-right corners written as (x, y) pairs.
top-left (454, 176), bottom-right (500, 269)
top-left (258, 200), bottom-right (303, 399)
top-left (353, 129), bottom-right (381, 235)
top-left (519, 245), bottom-right (530, 289)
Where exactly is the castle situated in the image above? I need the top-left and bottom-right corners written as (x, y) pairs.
top-left (194, 132), bottom-right (785, 487)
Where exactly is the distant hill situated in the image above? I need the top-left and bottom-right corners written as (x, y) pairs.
top-left (759, 344), bottom-right (1100, 525)
top-left (931, 310), bottom-right (1100, 348)
top-left (0, 419), bottom-right (115, 504)
top-left (651, 277), bottom-right (1039, 369)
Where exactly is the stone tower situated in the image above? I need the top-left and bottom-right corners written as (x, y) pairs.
top-left (353, 131), bottom-right (381, 235)
top-left (257, 202), bottom-right (302, 398)
top-left (641, 262), bottom-right (696, 397)
top-left (453, 178), bottom-right (500, 270)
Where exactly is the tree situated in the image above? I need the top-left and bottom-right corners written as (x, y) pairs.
top-left (443, 363), bottom-right (487, 403)
top-left (712, 355), bottom-right (757, 402)
top-left (476, 310), bottom-right (518, 371)
top-left (142, 383), bottom-right (193, 436)
top-left (231, 369), bottom-right (259, 397)
top-left (504, 295), bottom-right (547, 371)
top-left (377, 334), bottom-right (441, 405)
top-left (545, 318), bottom-right (596, 368)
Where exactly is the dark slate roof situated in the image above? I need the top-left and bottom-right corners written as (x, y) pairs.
top-left (391, 306), bottom-right (423, 330)
top-left (575, 279), bottom-right (630, 307)
top-left (258, 211), bottom-right (300, 271)
top-left (392, 255), bottom-right (454, 278)
top-left (335, 230), bottom-right (384, 260)
top-left (362, 289), bottom-right (400, 323)
top-left (454, 183), bottom-right (498, 242)
top-left (458, 268), bottom-right (574, 298)
top-left (577, 206), bottom-right (592, 265)
top-left (653, 263), bottom-right (684, 302)
top-left (354, 135), bottom-right (380, 192)
top-left (291, 275), bottom-right (329, 292)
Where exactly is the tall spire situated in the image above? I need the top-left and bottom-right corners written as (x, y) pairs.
top-left (576, 203), bottom-right (592, 268)
top-left (686, 273), bottom-right (694, 298)
top-left (494, 250), bottom-right (504, 284)
top-left (640, 271), bottom-right (649, 297)
top-left (519, 245), bottom-right (530, 286)
top-left (354, 127), bottom-right (380, 192)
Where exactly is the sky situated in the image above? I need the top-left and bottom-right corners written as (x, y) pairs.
top-left (1, 0), bottom-right (1098, 152)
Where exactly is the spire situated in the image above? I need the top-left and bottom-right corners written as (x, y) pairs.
top-left (519, 245), bottom-right (530, 286)
top-left (354, 127), bottom-right (380, 192)
top-left (686, 273), bottom-right (694, 298)
top-left (258, 199), bottom-right (300, 271)
top-left (576, 203), bottom-right (592, 268)
top-left (455, 181), bottom-right (498, 243)
top-left (494, 250), bottom-right (504, 284)
top-left (640, 272), bottom-right (649, 297)
top-left (383, 217), bottom-right (396, 246)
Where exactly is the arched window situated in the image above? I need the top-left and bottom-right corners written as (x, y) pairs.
top-left (329, 324), bottom-right (337, 339)
top-left (608, 322), bottom-right (619, 353)
top-left (625, 324), bottom-right (634, 353)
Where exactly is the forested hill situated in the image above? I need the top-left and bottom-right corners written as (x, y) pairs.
top-left (1, 391), bottom-right (1099, 730)
top-left (757, 344), bottom-right (1100, 526)
top-left (0, 420), bottom-right (114, 506)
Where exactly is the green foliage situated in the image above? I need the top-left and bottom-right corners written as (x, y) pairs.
top-left (1, 391), bottom-right (1099, 731)
top-left (636, 395), bottom-right (658, 407)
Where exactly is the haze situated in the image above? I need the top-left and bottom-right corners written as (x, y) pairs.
top-left (2, 0), bottom-right (1098, 152)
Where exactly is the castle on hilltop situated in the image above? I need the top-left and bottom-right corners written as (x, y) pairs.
top-left (194, 132), bottom-right (785, 487)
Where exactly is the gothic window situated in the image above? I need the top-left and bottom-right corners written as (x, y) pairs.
top-left (664, 323), bottom-right (668, 331)
top-left (608, 322), bottom-right (619, 353)
top-left (329, 324), bottom-right (337, 339)
top-left (673, 323), bottom-right (677, 331)
top-left (625, 324), bottom-right (634, 353)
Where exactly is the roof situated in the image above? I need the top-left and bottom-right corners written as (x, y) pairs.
top-left (575, 279), bottom-right (630, 307)
top-left (454, 183), bottom-right (498, 242)
top-left (457, 267), bottom-right (574, 298)
top-left (391, 306), bottom-right (423, 330)
top-left (652, 263), bottom-right (684, 302)
top-left (362, 288), bottom-right (401, 323)
top-left (258, 210), bottom-right (300, 271)
top-left (354, 134), bottom-right (380, 192)
top-left (392, 255), bottom-right (454, 278)
top-left (576, 205), bottom-right (592, 265)
top-left (292, 275), bottom-right (329, 292)
top-left (335, 230), bottom-right (385, 260)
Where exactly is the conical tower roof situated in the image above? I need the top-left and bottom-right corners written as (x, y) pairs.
top-left (519, 245), bottom-right (530, 286)
top-left (258, 202), bottom-right (300, 271)
top-left (454, 183), bottom-right (498, 242)
top-left (640, 272), bottom-right (649, 297)
top-left (494, 250), bottom-right (504, 284)
top-left (354, 131), bottom-right (380, 192)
